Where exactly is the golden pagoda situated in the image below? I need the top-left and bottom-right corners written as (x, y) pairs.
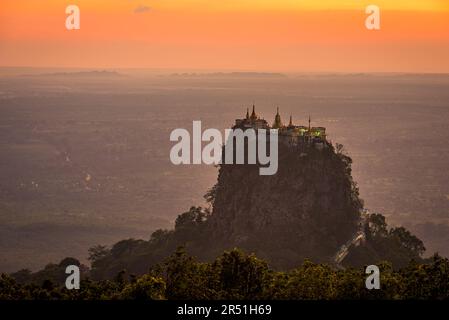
top-left (272, 107), bottom-right (283, 129)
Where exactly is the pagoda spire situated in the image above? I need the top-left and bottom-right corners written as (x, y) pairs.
top-left (246, 108), bottom-right (250, 120)
top-left (289, 114), bottom-right (293, 127)
top-left (308, 115), bottom-right (311, 131)
top-left (272, 107), bottom-right (283, 129)
top-left (250, 104), bottom-right (257, 120)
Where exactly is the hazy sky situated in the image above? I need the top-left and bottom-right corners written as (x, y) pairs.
top-left (1, 0), bottom-right (448, 72)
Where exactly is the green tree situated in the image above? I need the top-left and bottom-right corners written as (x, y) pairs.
top-left (88, 245), bottom-right (109, 263)
top-left (389, 227), bottom-right (425, 257)
top-left (120, 275), bottom-right (166, 300)
top-left (164, 247), bottom-right (213, 299)
top-left (282, 261), bottom-right (337, 299)
top-left (212, 248), bottom-right (271, 299)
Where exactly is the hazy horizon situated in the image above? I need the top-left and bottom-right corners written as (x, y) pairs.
top-left (2, 66), bottom-right (449, 77)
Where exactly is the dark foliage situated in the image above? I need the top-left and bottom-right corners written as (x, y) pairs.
top-left (2, 248), bottom-right (449, 300)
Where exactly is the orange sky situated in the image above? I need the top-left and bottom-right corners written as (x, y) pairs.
top-left (1, 0), bottom-right (448, 72)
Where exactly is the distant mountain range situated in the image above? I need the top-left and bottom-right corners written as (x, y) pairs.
top-left (23, 70), bottom-right (124, 78)
top-left (169, 72), bottom-right (287, 78)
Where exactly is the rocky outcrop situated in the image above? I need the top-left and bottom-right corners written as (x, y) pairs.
top-left (207, 142), bottom-right (363, 269)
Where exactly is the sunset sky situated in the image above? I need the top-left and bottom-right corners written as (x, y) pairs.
top-left (1, 0), bottom-right (448, 72)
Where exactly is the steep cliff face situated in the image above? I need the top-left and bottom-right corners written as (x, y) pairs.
top-left (208, 142), bottom-right (363, 269)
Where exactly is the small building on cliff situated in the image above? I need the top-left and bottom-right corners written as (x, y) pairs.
top-left (234, 105), bottom-right (327, 148)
